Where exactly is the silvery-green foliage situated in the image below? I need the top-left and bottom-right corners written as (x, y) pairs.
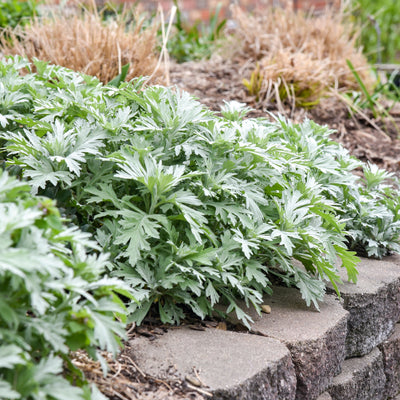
top-left (0, 170), bottom-right (129, 399)
top-left (220, 100), bottom-right (253, 121)
top-left (1, 56), bottom-right (399, 329)
top-left (337, 163), bottom-right (400, 258)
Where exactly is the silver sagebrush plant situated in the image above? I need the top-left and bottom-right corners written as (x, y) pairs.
top-left (0, 170), bottom-right (131, 400)
top-left (1, 56), bottom-right (400, 329)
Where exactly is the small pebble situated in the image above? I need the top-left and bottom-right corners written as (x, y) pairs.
top-left (216, 321), bottom-right (227, 330)
top-left (261, 304), bottom-right (271, 314)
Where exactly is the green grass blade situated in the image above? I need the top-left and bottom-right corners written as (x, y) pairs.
top-left (346, 59), bottom-right (376, 117)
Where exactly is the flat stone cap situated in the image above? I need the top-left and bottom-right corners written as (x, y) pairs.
top-left (246, 286), bottom-right (348, 342)
top-left (329, 254), bottom-right (400, 356)
top-left (128, 327), bottom-right (297, 399)
top-left (333, 255), bottom-right (400, 300)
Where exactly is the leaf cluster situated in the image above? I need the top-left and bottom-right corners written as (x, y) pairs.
top-left (1, 57), bottom-right (400, 331)
top-left (0, 167), bottom-right (129, 399)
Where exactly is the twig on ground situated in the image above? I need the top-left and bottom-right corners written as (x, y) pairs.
top-left (186, 383), bottom-right (213, 397)
top-left (111, 361), bottom-right (122, 378)
top-left (121, 354), bottom-right (147, 378)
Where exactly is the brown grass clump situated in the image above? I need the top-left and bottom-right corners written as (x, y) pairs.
top-left (0, 7), bottom-right (163, 85)
top-left (232, 5), bottom-right (374, 107)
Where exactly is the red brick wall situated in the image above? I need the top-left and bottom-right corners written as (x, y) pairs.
top-left (132, 0), bottom-right (341, 21)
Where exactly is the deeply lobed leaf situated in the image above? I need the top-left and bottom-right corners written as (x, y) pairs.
top-left (1, 56), bottom-right (399, 333)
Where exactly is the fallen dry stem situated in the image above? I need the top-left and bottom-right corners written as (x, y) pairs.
top-left (143, 4), bottom-right (176, 87)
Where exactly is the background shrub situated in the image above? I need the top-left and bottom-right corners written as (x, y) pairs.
top-left (0, 0), bottom-right (37, 29)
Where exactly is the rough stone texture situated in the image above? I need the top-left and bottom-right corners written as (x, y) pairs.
top-left (228, 286), bottom-right (348, 400)
top-left (327, 255), bottom-right (400, 357)
top-left (328, 347), bottom-right (386, 400)
top-left (378, 323), bottom-right (400, 399)
top-left (128, 327), bottom-right (297, 400)
top-left (317, 392), bottom-right (332, 400)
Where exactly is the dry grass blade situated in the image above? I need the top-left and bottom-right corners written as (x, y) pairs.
top-left (0, 5), bottom-right (163, 85)
top-left (143, 4), bottom-right (176, 87)
top-left (231, 4), bottom-right (374, 107)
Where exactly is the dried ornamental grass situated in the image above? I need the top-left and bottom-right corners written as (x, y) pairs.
top-left (0, 9), bottom-right (163, 84)
top-left (232, 5), bottom-right (374, 107)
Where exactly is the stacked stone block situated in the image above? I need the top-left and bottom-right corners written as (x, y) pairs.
top-left (129, 255), bottom-right (400, 399)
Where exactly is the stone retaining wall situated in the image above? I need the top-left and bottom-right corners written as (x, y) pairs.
top-left (129, 254), bottom-right (400, 399)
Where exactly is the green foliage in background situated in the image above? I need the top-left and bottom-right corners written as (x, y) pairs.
top-left (1, 57), bottom-right (400, 332)
top-left (352, 0), bottom-right (400, 64)
top-left (0, 168), bottom-right (130, 399)
top-left (0, 0), bottom-right (37, 29)
top-left (166, 0), bottom-right (226, 63)
top-left (344, 59), bottom-right (400, 125)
